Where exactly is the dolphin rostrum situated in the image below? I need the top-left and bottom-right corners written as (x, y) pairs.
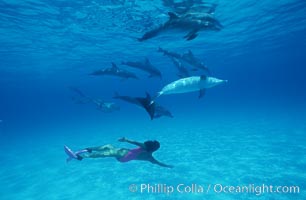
top-left (90, 62), bottom-right (138, 79)
top-left (139, 12), bottom-right (223, 41)
top-left (121, 58), bottom-right (162, 79)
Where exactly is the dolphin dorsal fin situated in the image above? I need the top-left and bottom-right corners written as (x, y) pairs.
top-left (200, 75), bottom-right (207, 80)
top-left (145, 92), bottom-right (151, 101)
top-left (145, 57), bottom-right (150, 64)
top-left (111, 62), bottom-right (118, 70)
top-left (168, 12), bottom-right (179, 20)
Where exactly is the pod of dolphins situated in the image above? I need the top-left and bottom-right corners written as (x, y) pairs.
top-left (71, 1), bottom-right (227, 120)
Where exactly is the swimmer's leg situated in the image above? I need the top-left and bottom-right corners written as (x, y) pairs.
top-left (85, 144), bottom-right (115, 152)
top-left (79, 148), bottom-right (128, 159)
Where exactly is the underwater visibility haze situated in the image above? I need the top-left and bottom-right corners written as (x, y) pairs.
top-left (0, 0), bottom-right (306, 199)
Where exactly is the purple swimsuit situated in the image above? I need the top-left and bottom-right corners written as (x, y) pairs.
top-left (118, 147), bottom-right (144, 162)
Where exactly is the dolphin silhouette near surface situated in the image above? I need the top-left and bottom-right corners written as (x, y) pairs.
top-left (139, 12), bottom-right (223, 41)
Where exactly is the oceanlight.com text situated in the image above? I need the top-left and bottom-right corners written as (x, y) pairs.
top-left (129, 183), bottom-right (300, 196)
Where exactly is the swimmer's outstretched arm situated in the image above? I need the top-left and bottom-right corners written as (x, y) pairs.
top-left (118, 137), bottom-right (145, 148)
top-left (150, 157), bottom-right (174, 168)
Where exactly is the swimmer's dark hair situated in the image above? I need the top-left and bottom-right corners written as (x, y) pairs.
top-left (144, 140), bottom-right (160, 152)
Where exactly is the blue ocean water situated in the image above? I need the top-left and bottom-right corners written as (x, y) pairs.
top-left (1, 0), bottom-right (306, 199)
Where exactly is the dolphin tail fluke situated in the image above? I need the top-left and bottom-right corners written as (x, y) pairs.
top-left (138, 93), bottom-right (156, 120)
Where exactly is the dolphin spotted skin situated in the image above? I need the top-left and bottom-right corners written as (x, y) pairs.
top-left (121, 58), bottom-right (162, 79)
top-left (154, 75), bottom-right (227, 101)
top-left (113, 92), bottom-right (173, 119)
top-left (90, 63), bottom-right (138, 79)
top-left (138, 12), bottom-right (223, 41)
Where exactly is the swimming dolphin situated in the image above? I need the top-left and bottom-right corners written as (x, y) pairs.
top-left (113, 92), bottom-right (155, 119)
top-left (91, 99), bottom-right (120, 113)
top-left (138, 12), bottom-right (223, 41)
top-left (121, 58), bottom-right (162, 79)
top-left (158, 47), bottom-right (209, 73)
top-left (69, 87), bottom-right (92, 104)
top-left (90, 63), bottom-right (138, 79)
top-left (153, 75), bottom-right (227, 102)
top-left (158, 47), bottom-right (182, 60)
top-left (171, 58), bottom-right (190, 78)
top-left (69, 87), bottom-right (120, 113)
top-left (181, 50), bottom-right (210, 73)
top-left (114, 92), bottom-right (173, 119)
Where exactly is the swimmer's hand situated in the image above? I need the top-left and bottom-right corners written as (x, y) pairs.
top-left (118, 137), bottom-right (127, 142)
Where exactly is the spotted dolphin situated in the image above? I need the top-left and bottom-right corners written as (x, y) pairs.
top-left (158, 47), bottom-right (209, 73)
top-left (181, 50), bottom-right (210, 73)
top-left (91, 99), bottom-right (120, 113)
top-left (90, 63), bottom-right (138, 79)
top-left (69, 87), bottom-right (120, 113)
top-left (121, 58), bottom-right (162, 79)
top-left (139, 12), bottom-right (223, 41)
top-left (153, 75), bottom-right (227, 102)
top-left (113, 92), bottom-right (173, 119)
top-left (171, 58), bottom-right (190, 78)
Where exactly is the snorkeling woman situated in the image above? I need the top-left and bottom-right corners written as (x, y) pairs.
top-left (64, 137), bottom-right (173, 168)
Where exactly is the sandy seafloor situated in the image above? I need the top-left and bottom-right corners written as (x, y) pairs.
top-left (1, 107), bottom-right (305, 200)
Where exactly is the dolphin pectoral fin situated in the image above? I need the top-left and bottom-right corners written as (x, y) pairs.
top-left (199, 89), bottom-right (206, 99)
top-left (184, 31), bottom-right (198, 41)
top-left (111, 62), bottom-right (118, 70)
